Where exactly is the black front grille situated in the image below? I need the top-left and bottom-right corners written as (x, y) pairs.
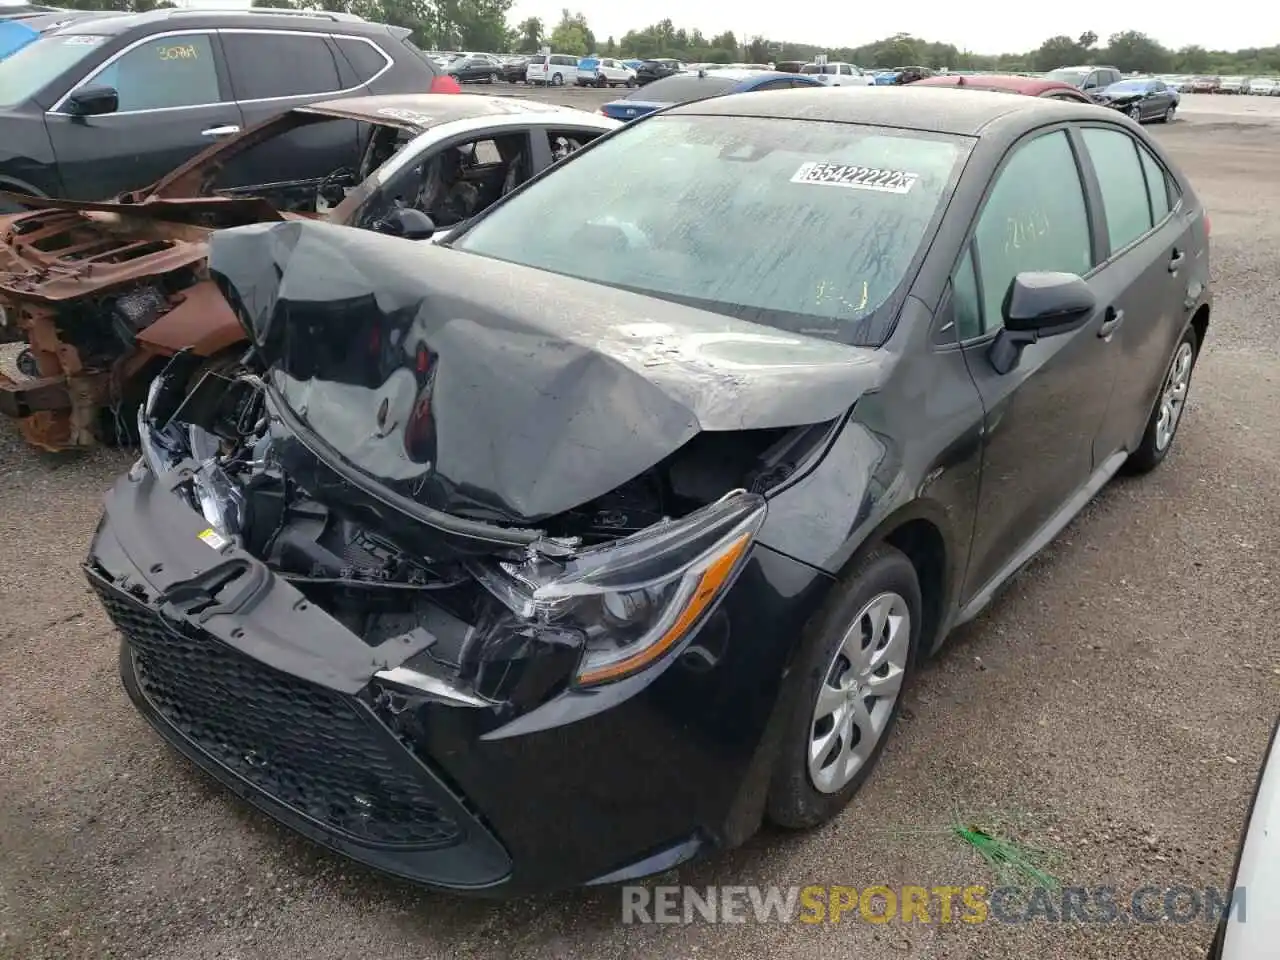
top-left (91, 577), bottom-right (463, 850)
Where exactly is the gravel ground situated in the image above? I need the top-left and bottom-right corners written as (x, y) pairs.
top-left (1, 88), bottom-right (1277, 960)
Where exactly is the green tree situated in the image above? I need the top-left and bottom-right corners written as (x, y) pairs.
top-left (872, 33), bottom-right (920, 68)
top-left (710, 30), bottom-right (737, 56)
top-left (514, 16), bottom-right (544, 52)
top-left (1174, 45), bottom-right (1211, 73)
top-left (1032, 35), bottom-right (1087, 71)
top-left (549, 9), bottom-right (594, 55)
top-left (1103, 30), bottom-right (1170, 73)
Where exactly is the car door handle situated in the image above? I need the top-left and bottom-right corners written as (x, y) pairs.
top-left (1168, 250), bottom-right (1186, 272)
top-left (201, 125), bottom-right (241, 138)
top-left (1098, 307), bottom-right (1125, 339)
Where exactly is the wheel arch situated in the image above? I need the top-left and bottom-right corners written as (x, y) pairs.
top-left (829, 501), bottom-right (959, 665)
top-left (1190, 302), bottom-right (1210, 352)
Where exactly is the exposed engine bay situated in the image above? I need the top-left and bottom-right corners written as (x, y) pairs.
top-left (136, 358), bottom-right (834, 705)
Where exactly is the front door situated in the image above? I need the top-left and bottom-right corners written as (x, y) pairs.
top-left (1078, 124), bottom-right (1199, 464)
top-left (955, 127), bottom-right (1118, 601)
top-left (45, 31), bottom-right (244, 198)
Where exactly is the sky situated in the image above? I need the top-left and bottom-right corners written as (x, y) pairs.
top-left (508, 1), bottom-right (1279, 54)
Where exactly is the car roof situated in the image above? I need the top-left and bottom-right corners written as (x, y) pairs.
top-left (914, 73), bottom-right (1091, 100)
top-left (298, 93), bottom-right (601, 131)
top-left (668, 86), bottom-right (1098, 136)
top-left (55, 7), bottom-right (381, 36)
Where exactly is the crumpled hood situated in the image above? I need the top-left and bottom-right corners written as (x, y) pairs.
top-left (209, 220), bottom-right (888, 523)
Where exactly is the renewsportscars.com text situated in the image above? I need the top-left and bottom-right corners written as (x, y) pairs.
top-left (621, 884), bottom-right (1246, 925)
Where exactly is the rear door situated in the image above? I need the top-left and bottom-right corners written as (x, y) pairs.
top-left (217, 29), bottom-right (363, 192)
top-left (1076, 124), bottom-right (1196, 464)
top-left (44, 30), bottom-right (244, 198)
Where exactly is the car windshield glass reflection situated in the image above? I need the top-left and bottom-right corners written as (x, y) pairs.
top-left (454, 115), bottom-right (967, 346)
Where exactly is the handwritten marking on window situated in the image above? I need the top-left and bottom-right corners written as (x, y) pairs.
top-left (1003, 209), bottom-right (1051, 254)
top-left (157, 44), bottom-right (199, 62)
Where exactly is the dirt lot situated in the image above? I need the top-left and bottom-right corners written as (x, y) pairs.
top-left (1, 88), bottom-right (1277, 960)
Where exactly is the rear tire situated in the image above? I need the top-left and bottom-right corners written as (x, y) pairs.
top-left (551, 72), bottom-right (563, 86)
top-left (766, 544), bottom-right (921, 829)
top-left (1125, 325), bottom-right (1199, 474)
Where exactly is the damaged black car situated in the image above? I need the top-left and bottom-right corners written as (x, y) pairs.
top-left (86, 88), bottom-right (1211, 895)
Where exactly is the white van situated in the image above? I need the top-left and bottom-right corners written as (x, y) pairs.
top-left (526, 54), bottom-right (580, 86)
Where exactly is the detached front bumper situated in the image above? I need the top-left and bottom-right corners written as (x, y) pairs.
top-left (88, 468), bottom-right (834, 895)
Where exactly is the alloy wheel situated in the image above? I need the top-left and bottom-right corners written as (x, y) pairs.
top-left (808, 592), bottom-right (911, 794)
top-left (1129, 104), bottom-right (1142, 121)
top-left (1165, 105), bottom-right (1176, 121)
top-left (1155, 342), bottom-right (1194, 451)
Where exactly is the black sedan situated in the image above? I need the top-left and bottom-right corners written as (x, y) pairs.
top-left (89, 88), bottom-right (1211, 896)
top-left (499, 55), bottom-right (529, 82)
top-left (635, 57), bottom-right (685, 85)
top-left (1093, 77), bottom-right (1179, 123)
top-left (446, 53), bottom-right (504, 83)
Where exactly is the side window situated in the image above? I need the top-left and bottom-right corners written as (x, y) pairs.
top-left (88, 34), bottom-right (220, 112)
top-left (971, 130), bottom-right (1092, 334)
top-left (1081, 127), bottom-right (1154, 252)
top-left (839, 64), bottom-right (853, 76)
top-left (334, 37), bottom-right (387, 85)
top-left (1137, 143), bottom-right (1172, 222)
top-left (950, 246), bottom-right (982, 342)
top-left (222, 33), bottom-right (343, 100)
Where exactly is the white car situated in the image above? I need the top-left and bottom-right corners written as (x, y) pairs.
top-left (525, 53), bottom-right (580, 86)
top-left (1219, 76), bottom-right (1246, 94)
top-left (577, 57), bottom-right (637, 88)
top-left (798, 62), bottom-right (875, 86)
top-left (1248, 77), bottom-right (1279, 95)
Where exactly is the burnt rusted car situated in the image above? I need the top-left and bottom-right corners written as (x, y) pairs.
top-left (0, 93), bottom-right (618, 451)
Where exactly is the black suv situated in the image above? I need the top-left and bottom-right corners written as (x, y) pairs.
top-left (0, 8), bottom-right (447, 208)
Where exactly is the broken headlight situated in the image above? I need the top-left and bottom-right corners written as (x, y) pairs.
top-left (474, 491), bottom-right (766, 687)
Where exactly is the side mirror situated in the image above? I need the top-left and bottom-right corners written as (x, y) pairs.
top-left (376, 207), bottom-right (435, 240)
top-left (989, 272), bottom-right (1096, 375)
top-left (66, 84), bottom-right (119, 117)
top-left (1003, 271), bottom-right (1096, 332)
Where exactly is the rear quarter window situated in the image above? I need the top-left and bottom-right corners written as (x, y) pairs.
top-left (335, 37), bottom-right (388, 84)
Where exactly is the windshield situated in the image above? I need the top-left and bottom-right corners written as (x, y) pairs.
top-left (0, 32), bottom-right (105, 107)
top-left (1045, 69), bottom-right (1088, 85)
top-left (625, 74), bottom-right (736, 101)
top-left (454, 115), bottom-right (966, 346)
top-left (1106, 80), bottom-right (1151, 93)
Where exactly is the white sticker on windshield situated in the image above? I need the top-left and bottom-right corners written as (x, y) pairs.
top-left (791, 161), bottom-right (918, 194)
top-left (61, 35), bottom-right (106, 46)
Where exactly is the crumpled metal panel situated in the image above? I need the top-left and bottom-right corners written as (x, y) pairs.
top-left (209, 219), bottom-right (889, 523)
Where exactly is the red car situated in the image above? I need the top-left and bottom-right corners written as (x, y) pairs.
top-left (913, 73), bottom-right (1094, 102)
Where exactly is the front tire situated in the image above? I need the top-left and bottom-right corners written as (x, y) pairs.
top-left (1163, 104), bottom-right (1176, 122)
top-left (1128, 104), bottom-right (1143, 122)
top-left (1125, 325), bottom-right (1199, 474)
top-left (767, 544), bottom-right (921, 829)
top-left (551, 72), bottom-right (563, 86)
top-left (489, 72), bottom-right (500, 84)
